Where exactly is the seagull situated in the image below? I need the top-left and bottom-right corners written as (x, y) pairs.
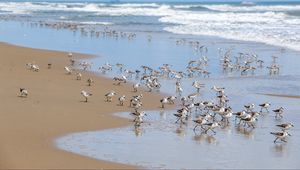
top-left (19, 88), bottom-right (28, 97)
top-left (81, 90), bottom-right (92, 102)
top-left (270, 131), bottom-right (291, 143)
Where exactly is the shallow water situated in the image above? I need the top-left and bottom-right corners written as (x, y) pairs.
top-left (56, 73), bottom-right (300, 169)
top-left (56, 100), bottom-right (300, 169)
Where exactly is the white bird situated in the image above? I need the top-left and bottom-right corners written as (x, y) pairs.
top-left (76, 72), bottom-right (82, 80)
top-left (118, 95), bottom-right (126, 106)
top-left (81, 90), bottom-right (92, 102)
top-left (187, 93), bottom-right (198, 103)
top-left (276, 123), bottom-right (294, 131)
top-left (273, 107), bottom-right (284, 119)
top-left (259, 102), bottom-right (271, 112)
top-left (87, 78), bottom-right (94, 86)
top-left (133, 83), bottom-right (141, 92)
top-left (19, 88), bottom-right (28, 97)
top-left (167, 96), bottom-right (177, 104)
top-left (105, 91), bottom-right (117, 102)
top-left (64, 66), bottom-right (72, 74)
top-left (203, 122), bottom-right (221, 135)
top-left (211, 86), bottom-right (225, 95)
top-left (192, 81), bottom-right (204, 93)
top-left (244, 103), bottom-right (255, 112)
top-left (270, 131), bottom-right (291, 143)
top-left (174, 108), bottom-right (188, 124)
top-left (193, 114), bottom-right (211, 131)
top-left (160, 97), bottom-right (169, 108)
top-left (133, 111), bottom-right (147, 127)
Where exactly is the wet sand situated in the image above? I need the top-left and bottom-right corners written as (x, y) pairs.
top-left (0, 42), bottom-right (164, 169)
top-left (257, 93), bottom-right (300, 99)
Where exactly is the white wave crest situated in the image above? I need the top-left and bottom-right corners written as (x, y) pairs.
top-left (1, 2), bottom-right (300, 51)
top-left (203, 4), bottom-right (300, 12)
top-left (160, 11), bottom-right (300, 51)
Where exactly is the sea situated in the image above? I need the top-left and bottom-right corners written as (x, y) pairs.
top-left (1, 0), bottom-right (300, 169)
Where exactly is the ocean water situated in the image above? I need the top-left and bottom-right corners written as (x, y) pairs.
top-left (1, 0), bottom-right (300, 169)
top-left (1, 1), bottom-right (300, 51)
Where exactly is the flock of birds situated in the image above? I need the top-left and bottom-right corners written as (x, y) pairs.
top-left (20, 49), bottom-right (294, 144)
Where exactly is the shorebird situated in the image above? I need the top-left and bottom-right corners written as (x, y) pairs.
top-left (259, 102), bottom-right (271, 112)
top-left (76, 72), bottom-right (82, 80)
top-left (70, 59), bottom-right (75, 66)
top-left (118, 95), bottom-right (126, 106)
top-left (211, 86), bottom-right (225, 95)
top-left (270, 131), bottom-right (291, 143)
top-left (113, 75), bottom-right (127, 85)
top-left (133, 83), bottom-right (141, 92)
top-left (203, 122), bottom-right (221, 135)
top-left (192, 81), bottom-right (205, 93)
top-left (276, 123), bottom-right (294, 131)
top-left (47, 63), bottom-right (52, 69)
top-left (160, 97), bottom-right (169, 108)
top-left (105, 91), bottom-right (117, 102)
top-left (133, 111), bottom-right (147, 127)
top-left (81, 90), bottom-right (92, 102)
top-left (174, 108), bottom-right (188, 124)
top-left (187, 93), bottom-right (198, 103)
top-left (273, 107), bottom-right (284, 119)
top-left (68, 52), bottom-right (73, 58)
top-left (222, 108), bottom-right (233, 124)
top-left (64, 66), bottom-right (72, 74)
top-left (175, 81), bottom-right (183, 95)
top-left (167, 96), bottom-right (177, 104)
top-left (19, 88), bottom-right (28, 97)
top-left (244, 103), bottom-right (255, 112)
top-left (87, 78), bottom-right (94, 86)
top-left (115, 63), bottom-right (124, 72)
top-left (180, 96), bottom-right (187, 106)
top-left (193, 113), bottom-right (212, 131)
top-left (233, 111), bottom-right (247, 124)
top-left (241, 112), bottom-right (259, 128)
top-left (30, 64), bottom-right (40, 72)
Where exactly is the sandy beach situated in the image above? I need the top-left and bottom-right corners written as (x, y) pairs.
top-left (0, 42), bottom-right (164, 169)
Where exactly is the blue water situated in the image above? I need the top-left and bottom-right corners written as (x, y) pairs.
top-left (1, 0), bottom-right (300, 51)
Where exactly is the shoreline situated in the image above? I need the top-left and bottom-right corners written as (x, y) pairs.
top-left (257, 93), bottom-right (300, 99)
top-left (0, 42), bottom-right (166, 169)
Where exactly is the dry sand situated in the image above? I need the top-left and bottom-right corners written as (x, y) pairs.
top-left (0, 42), bottom-right (164, 169)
